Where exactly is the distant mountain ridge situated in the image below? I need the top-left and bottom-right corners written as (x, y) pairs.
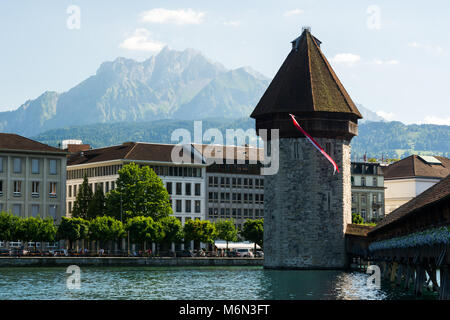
top-left (0, 47), bottom-right (270, 137)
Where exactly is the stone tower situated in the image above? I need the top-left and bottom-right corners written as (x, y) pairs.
top-left (251, 28), bottom-right (362, 269)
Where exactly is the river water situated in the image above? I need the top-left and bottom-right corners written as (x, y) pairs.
top-left (0, 266), bottom-right (438, 300)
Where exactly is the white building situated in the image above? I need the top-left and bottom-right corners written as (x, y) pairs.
top-left (66, 142), bottom-right (207, 225)
top-left (384, 155), bottom-right (450, 214)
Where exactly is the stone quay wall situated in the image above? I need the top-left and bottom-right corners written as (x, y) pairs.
top-left (264, 137), bottom-right (352, 269)
top-left (0, 257), bottom-right (263, 268)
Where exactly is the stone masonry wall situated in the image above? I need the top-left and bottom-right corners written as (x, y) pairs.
top-left (264, 137), bottom-right (352, 269)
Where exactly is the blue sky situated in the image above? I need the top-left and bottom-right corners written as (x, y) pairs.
top-left (0, 0), bottom-right (449, 125)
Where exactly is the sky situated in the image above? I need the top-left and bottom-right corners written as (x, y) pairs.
top-left (0, 0), bottom-right (449, 125)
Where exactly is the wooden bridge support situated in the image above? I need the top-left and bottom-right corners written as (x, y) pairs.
top-left (439, 267), bottom-right (450, 300)
top-left (414, 266), bottom-right (427, 296)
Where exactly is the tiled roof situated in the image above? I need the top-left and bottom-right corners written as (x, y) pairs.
top-left (191, 144), bottom-right (264, 163)
top-left (0, 133), bottom-right (66, 154)
top-left (369, 174), bottom-right (450, 235)
top-left (250, 29), bottom-right (362, 119)
top-left (383, 155), bottom-right (450, 179)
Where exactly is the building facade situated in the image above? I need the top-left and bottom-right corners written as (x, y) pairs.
top-left (66, 142), bottom-right (207, 225)
top-left (384, 155), bottom-right (450, 214)
top-left (0, 134), bottom-right (67, 224)
top-left (351, 162), bottom-right (385, 222)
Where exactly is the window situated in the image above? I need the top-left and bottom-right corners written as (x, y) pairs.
top-left (373, 177), bottom-right (377, 187)
top-left (294, 142), bottom-right (300, 159)
top-left (195, 184), bottom-right (201, 196)
top-left (13, 204), bottom-right (21, 216)
top-left (351, 177), bottom-right (354, 186)
top-left (32, 181), bottom-right (39, 197)
top-left (361, 209), bottom-right (366, 220)
top-left (49, 159), bottom-right (57, 175)
top-left (73, 185), bottom-right (78, 197)
top-left (0, 157), bottom-right (3, 172)
top-left (195, 200), bottom-right (201, 213)
top-left (166, 182), bottom-right (172, 195)
top-left (68, 185), bottom-right (72, 198)
top-left (13, 181), bottom-right (21, 196)
top-left (49, 205), bottom-right (57, 220)
top-left (31, 205), bottom-right (39, 217)
top-left (0, 180), bottom-right (2, 195)
top-left (31, 159), bottom-right (40, 174)
top-left (361, 195), bottom-right (366, 204)
top-left (68, 202), bottom-right (72, 214)
top-left (185, 183), bottom-right (191, 196)
top-left (49, 182), bottom-right (57, 197)
top-left (361, 177), bottom-right (366, 186)
top-left (176, 183), bottom-right (182, 195)
top-left (13, 158), bottom-right (21, 173)
top-left (176, 200), bottom-right (182, 213)
top-left (185, 200), bottom-right (191, 213)
top-left (208, 176), bottom-right (213, 187)
top-left (111, 181), bottom-right (115, 190)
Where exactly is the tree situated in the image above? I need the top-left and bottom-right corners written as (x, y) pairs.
top-left (72, 175), bottom-right (93, 219)
top-left (36, 218), bottom-right (57, 246)
top-left (57, 217), bottom-right (89, 250)
top-left (15, 217), bottom-right (41, 250)
top-left (183, 219), bottom-right (217, 247)
top-left (352, 213), bottom-right (364, 224)
top-left (125, 216), bottom-right (165, 251)
top-left (215, 219), bottom-right (238, 251)
top-left (0, 211), bottom-right (18, 242)
top-left (106, 163), bottom-right (173, 221)
top-left (160, 216), bottom-right (184, 246)
top-left (241, 219), bottom-right (264, 253)
top-left (87, 186), bottom-right (106, 220)
top-left (89, 216), bottom-right (125, 244)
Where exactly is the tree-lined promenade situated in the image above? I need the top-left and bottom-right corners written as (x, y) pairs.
top-left (0, 163), bottom-right (263, 256)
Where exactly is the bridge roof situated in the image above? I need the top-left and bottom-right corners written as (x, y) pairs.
top-left (369, 174), bottom-right (450, 235)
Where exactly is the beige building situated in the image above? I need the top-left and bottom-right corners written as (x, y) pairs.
top-left (0, 133), bottom-right (67, 223)
top-left (384, 155), bottom-right (450, 214)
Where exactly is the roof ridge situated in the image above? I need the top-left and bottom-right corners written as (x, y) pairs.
top-left (306, 33), bottom-right (316, 112)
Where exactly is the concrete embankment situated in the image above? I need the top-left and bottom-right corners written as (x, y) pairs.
top-left (0, 257), bottom-right (263, 268)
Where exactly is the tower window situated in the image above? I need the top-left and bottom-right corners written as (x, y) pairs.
top-left (294, 142), bottom-right (301, 159)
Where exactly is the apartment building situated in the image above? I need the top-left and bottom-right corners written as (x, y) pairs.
top-left (351, 162), bottom-right (385, 222)
top-left (0, 133), bottom-right (67, 223)
top-left (192, 144), bottom-right (265, 230)
top-left (66, 142), bottom-right (207, 225)
top-left (384, 155), bottom-right (450, 214)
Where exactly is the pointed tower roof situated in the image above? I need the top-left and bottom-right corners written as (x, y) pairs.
top-left (251, 28), bottom-right (362, 141)
top-left (251, 28), bottom-right (362, 119)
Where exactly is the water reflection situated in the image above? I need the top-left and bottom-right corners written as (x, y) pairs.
top-left (0, 266), bottom-right (436, 300)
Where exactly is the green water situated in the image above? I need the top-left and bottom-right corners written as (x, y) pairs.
top-left (0, 266), bottom-right (437, 300)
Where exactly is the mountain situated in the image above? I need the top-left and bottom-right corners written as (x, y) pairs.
top-left (357, 104), bottom-right (386, 122)
top-left (33, 118), bottom-right (450, 159)
top-left (0, 47), bottom-right (269, 137)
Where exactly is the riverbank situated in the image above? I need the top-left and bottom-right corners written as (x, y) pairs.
top-left (0, 257), bottom-right (263, 268)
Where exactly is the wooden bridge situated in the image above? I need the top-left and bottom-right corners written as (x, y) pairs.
top-left (346, 175), bottom-right (450, 299)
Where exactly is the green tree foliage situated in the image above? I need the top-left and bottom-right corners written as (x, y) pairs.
top-left (0, 211), bottom-right (19, 241)
top-left (106, 163), bottom-right (172, 221)
top-left (183, 219), bottom-right (217, 245)
top-left (125, 216), bottom-right (165, 248)
top-left (352, 213), bottom-right (364, 224)
top-left (87, 186), bottom-right (106, 220)
top-left (89, 216), bottom-right (125, 243)
top-left (72, 175), bottom-right (93, 219)
top-left (241, 219), bottom-right (264, 252)
top-left (160, 216), bottom-right (184, 245)
top-left (36, 217), bottom-right (57, 244)
top-left (215, 219), bottom-right (238, 250)
top-left (57, 217), bottom-right (89, 249)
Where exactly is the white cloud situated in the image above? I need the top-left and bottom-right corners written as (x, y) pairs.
top-left (408, 42), bottom-right (444, 55)
top-left (223, 20), bottom-right (241, 27)
top-left (376, 111), bottom-right (396, 121)
top-left (119, 29), bottom-right (165, 52)
top-left (374, 59), bottom-right (399, 65)
top-left (284, 9), bottom-right (304, 17)
top-left (422, 116), bottom-right (450, 126)
top-left (330, 53), bottom-right (361, 66)
top-left (140, 8), bottom-right (205, 25)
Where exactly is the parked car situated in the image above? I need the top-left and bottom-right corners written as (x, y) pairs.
top-left (255, 251), bottom-right (264, 258)
top-left (0, 249), bottom-right (11, 256)
top-left (226, 251), bottom-right (239, 257)
top-left (236, 248), bottom-right (254, 258)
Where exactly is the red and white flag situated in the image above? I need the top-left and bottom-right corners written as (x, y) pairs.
top-left (289, 114), bottom-right (340, 174)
